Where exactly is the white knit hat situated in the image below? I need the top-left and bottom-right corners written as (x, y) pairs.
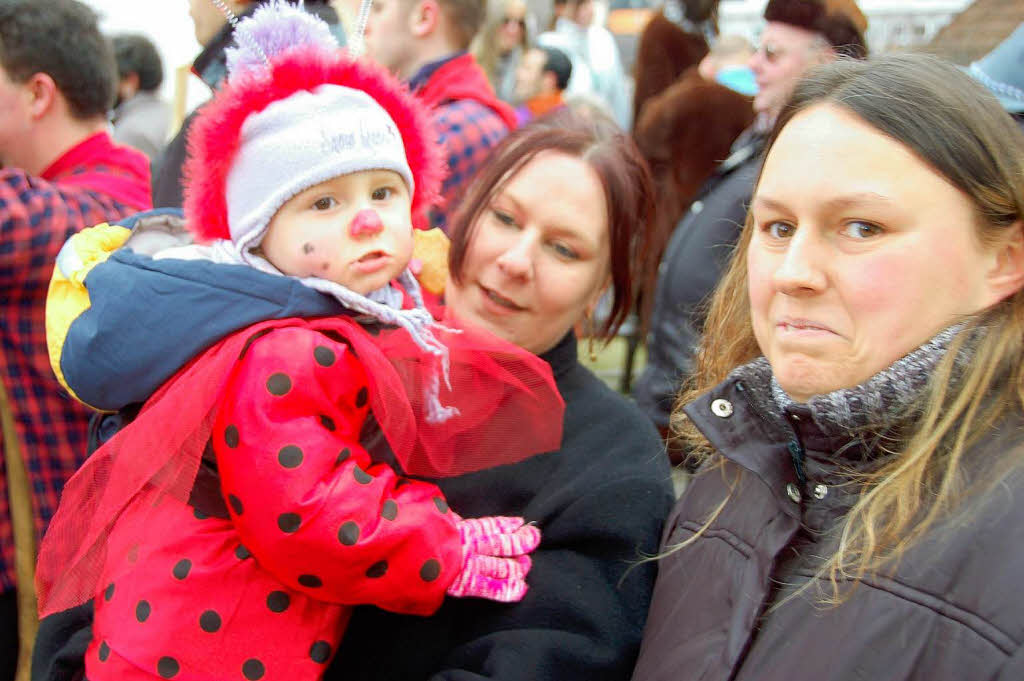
top-left (227, 83), bottom-right (415, 253)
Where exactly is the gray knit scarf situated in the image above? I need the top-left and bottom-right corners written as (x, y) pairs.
top-left (730, 323), bottom-right (970, 439)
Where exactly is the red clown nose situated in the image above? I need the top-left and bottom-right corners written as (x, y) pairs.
top-left (350, 208), bottom-right (384, 236)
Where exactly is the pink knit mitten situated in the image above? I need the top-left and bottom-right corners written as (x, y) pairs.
top-left (446, 515), bottom-right (541, 603)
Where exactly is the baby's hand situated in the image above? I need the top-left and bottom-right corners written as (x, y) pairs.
top-left (446, 515), bottom-right (541, 603)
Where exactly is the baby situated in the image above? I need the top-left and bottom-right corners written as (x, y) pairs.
top-left (37, 3), bottom-right (561, 679)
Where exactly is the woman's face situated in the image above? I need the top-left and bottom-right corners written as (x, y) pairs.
top-left (498, 14), bottom-right (526, 52)
top-left (748, 103), bottom-right (1007, 402)
top-left (446, 151), bottom-right (611, 355)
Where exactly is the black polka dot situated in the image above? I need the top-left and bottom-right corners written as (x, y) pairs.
top-left (433, 497), bottom-right (449, 514)
top-left (242, 659), bottom-right (265, 680)
top-left (420, 559), bottom-right (442, 582)
top-left (104, 583), bottom-right (114, 601)
top-left (267, 373), bottom-right (292, 396)
top-left (228, 494), bottom-right (244, 515)
top-left (127, 544), bottom-right (139, 563)
top-left (353, 465), bottom-right (373, 484)
top-left (98, 641), bottom-right (110, 662)
top-left (235, 544), bottom-right (251, 560)
top-left (298, 574), bottom-right (323, 588)
top-left (336, 448), bottom-right (351, 466)
top-left (224, 425), bottom-right (240, 448)
top-left (314, 346), bottom-right (336, 367)
top-left (338, 521), bottom-right (360, 545)
top-left (267, 590), bottom-right (290, 613)
top-left (172, 559), bottom-right (191, 580)
top-left (266, 372), bottom-right (290, 393)
top-left (193, 508), bottom-right (209, 520)
top-left (278, 445), bottom-right (303, 468)
top-left (199, 610), bottom-right (221, 633)
top-left (157, 656), bottom-right (179, 678)
top-left (278, 513), bottom-right (301, 533)
top-left (319, 414), bottom-right (336, 431)
top-left (136, 600), bottom-right (151, 623)
top-left (381, 500), bottom-right (398, 521)
top-left (366, 560), bottom-right (388, 578)
top-left (310, 640), bottom-right (332, 664)
top-left (355, 387), bottom-right (369, 408)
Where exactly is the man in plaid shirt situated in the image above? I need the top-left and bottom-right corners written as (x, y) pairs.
top-left (364, 0), bottom-right (518, 233)
top-left (0, 2), bottom-right (151, 678)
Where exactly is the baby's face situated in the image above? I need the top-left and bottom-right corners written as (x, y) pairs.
top-left (261, 170), bottom-right (414, 295)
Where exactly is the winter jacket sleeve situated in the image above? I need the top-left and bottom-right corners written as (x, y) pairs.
top-left (213, 325), bottom-right (463, 615)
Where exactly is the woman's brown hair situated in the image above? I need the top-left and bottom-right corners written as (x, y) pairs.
top-left (448, 109), bottom-right (657, 340)
top-left (669, 53), bottom-right (1024, 601)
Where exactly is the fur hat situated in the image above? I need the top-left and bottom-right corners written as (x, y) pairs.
top-left (763, 0), bottom-right (867, 59)
top-left (183, 2), bottom-right (442, 248)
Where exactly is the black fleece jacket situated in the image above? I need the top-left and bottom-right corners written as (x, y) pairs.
top-left (330, 333), bottom-right (674, 681)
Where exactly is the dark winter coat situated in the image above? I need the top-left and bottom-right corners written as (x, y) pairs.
top-left (633, 127), bottom-right (765, 438)
top-left (331, 332), bottom-right (675, 681)
top-left (631, 354), bottom-right (1024, 681)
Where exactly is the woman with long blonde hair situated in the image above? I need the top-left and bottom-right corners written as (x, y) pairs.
top-left (631, 53), bottom-right (1024, 681)
top-left (472, 0), bottom-right (533, 103)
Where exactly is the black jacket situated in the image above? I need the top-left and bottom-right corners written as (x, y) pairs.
top-left (631, 360), bottom-right (1024, 681)
top-left (632, 129), bottom-right (765, 434)
top-left (331, 332), bottom-right (674, 680)
top-left (32, 333), bottom-right (673, 681)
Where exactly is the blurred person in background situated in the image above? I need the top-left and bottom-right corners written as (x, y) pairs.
top-left (364, 0), bottom-right (517, 233)
top-left (631, 0), bottom-right (718, 134)
top-left (0, 2), bottom-right (151, 680)
top-left (110, 34), bottom-right (171, 160)
top-left (633, 0), bottom-right (865, 462)
top-left (472, 0), bottom-right (533, 103)
top-left (539, 0), bottom-right (629, 128)
top-left (513, 45), bottom-right (572, 124)
top-left (629, 31), bottom-right (754, 333)
top-left (632, 53), bottom-right (1024, 681)
top-left (152, 0), bottom-right (341, 207)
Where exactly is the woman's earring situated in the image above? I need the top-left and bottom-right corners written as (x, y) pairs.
top-left (585, 314), bottom-right (598, 362)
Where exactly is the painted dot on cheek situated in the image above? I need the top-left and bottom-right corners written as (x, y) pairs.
top-left (303, 242), bottom-right (315, 254)
top-left (321, 262), bottom-right (330, 272)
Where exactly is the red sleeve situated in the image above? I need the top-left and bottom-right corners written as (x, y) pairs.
top-left (211, 326), bottom-right (462, 615)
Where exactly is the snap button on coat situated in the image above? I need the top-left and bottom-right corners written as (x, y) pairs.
top-left (711, 399), bottom-right (733, 418)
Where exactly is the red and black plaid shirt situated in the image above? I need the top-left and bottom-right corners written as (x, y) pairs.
top-left (0, 131), bottom-right (151, 593)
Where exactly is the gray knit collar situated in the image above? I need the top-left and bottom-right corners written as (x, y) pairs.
top-left (730, 323), bottom-right (968, 439)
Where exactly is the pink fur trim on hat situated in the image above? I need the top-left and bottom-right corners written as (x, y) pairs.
top-left (183, 44), bottom-right (443, 243)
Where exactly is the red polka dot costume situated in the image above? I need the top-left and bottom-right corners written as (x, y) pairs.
top-left (87, 323), bottom-right (465, 679)
top-left (36, 4), bottom-right (563, 680)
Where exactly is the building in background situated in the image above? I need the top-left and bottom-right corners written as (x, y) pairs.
top-left (717, 0), bottom-right (971, 53)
